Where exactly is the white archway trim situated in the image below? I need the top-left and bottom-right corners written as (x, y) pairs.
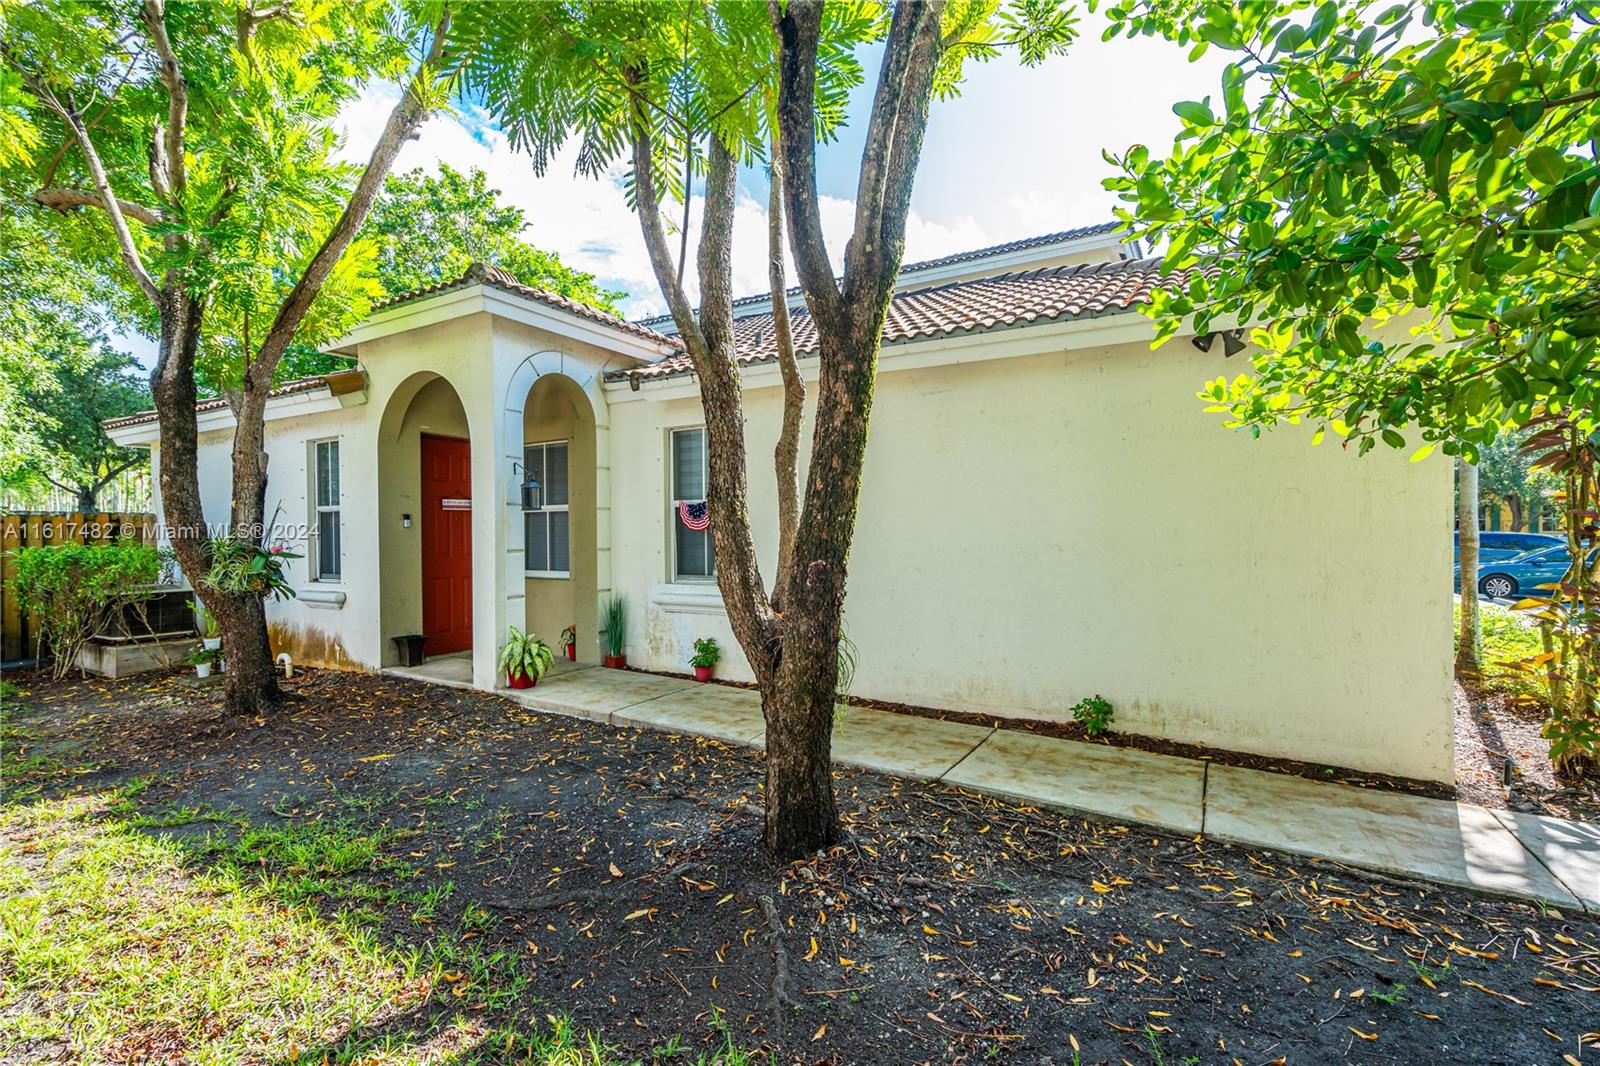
top-left (502, 350), bottom-right (610, 468)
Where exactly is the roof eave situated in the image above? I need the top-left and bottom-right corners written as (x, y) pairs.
top-left (328, 281), bottom-right (679, 362)
top-left (606, 301), bottom-right (1192, 392)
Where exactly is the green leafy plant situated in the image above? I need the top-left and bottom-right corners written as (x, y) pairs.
top-left (496, 626), bottom-right (554, 683)
top-left (834, 627), bottom-right (860, 723)
top-left (558, 624), bottom-right (576, 652)
top-left (1368, 984), bottom-right (1407, 1006)
top-left (186, 646), bottom-right (222, 666)
top-left (601, 595), bottom-right (627, 659)
top-left (689, 637), bottom-right (721, 669)
top-left (11, 543), bottom-right (161, 678)
top-left (192, 598), bottom-right (220, 639)
top-left (1072, 694), bottom-right (1114, 737)
top-left (202, 539), bottom-right (300, 602)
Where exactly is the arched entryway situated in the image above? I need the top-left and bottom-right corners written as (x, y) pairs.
top-left (502, 351), bottom-right (609, 665)
top-left (377, 372), bottom-right (474, 665)
top-left (518, 372), bottom-right (597, 658)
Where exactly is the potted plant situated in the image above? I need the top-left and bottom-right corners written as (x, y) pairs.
top-left (187, 645), bottom-right (221, 679)
top-left (498, 626), bottom-right (554, 689)
top-left (559, 624), bottom-right (577, 662)
top-left (689, 637), bottom-right (720, 682)
top-left (193, 598), bottom-right (221, 651)
top-left (601, 595), bottom-right (627, 669)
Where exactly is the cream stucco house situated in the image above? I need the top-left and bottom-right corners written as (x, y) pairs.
top-left (106, 223), bottom-right (1455, 781)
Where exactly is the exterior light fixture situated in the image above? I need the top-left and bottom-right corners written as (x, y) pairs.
top-left (512, 460), bottom-right (542, 512)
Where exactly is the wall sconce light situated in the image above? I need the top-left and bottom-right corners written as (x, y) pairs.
top-left (402, 513), bottom-right (412, 528)
top-left (512, 460), bottom-right (543, 512)
top-left (1191, 329), bottom-right (1247, 357)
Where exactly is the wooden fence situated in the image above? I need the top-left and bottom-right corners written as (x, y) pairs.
top-left (1, 512), bottom-right (157, 663)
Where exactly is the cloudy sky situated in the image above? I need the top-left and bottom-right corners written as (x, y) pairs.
top-left (116, 11), bottom-right (1226, 362)
top-left (337, 14), bottom-right (1226, 320)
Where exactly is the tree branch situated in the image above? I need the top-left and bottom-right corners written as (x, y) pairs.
top-left (7, 63), bottom-right (161, 304)
top-left (628, 70), bottom-right (711, 356)
top-left (33, 187), bottom-right (161, 226)
top-left (693, 134), bottom-right (776, 672)
top-left (843, 1), bottom-right (943, 305)
top-left (768, 131), bottom-right (804, 610)
top-left (770, 0), bottom-right (843, 335)
top-left (249, 14), bottom-right (452, 385)
top-left (140, 0), bottom-right (187, 203)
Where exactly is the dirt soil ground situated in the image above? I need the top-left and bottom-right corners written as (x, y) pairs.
top-left (1455, 679), bottom-right (1600, 822)
top-left (3, 667), bottom-right (1598, 1064)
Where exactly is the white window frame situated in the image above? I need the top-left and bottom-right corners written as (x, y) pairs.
top-left (310, 438), bottom-right (341, 582)
top-left (670, 426), bottom-right (715, 583)
top-left (523, 439), bottom-right (571, 579)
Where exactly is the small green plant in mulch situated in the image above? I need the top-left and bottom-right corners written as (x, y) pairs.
top-left (1071, 694), bottom-right (1114, 737)
top-left (1368, 983), bottom-right (1407, 1006)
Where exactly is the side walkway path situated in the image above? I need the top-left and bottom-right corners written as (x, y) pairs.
top-left (388, 659), bottom-right (1600, 916)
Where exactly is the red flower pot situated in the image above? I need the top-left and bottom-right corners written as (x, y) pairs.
top-left (603, 654), bottom-right (627, 669)
top-left (566, 644), bottom-right (577, 661)
top-left (693, 665), bottom-right (713, 682)
top-left (508, 670), bottom-right (535, 689)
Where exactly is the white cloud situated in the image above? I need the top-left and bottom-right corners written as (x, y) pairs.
top-left (337, 87), bottom-right (1004, 319)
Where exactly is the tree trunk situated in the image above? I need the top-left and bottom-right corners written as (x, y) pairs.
top-left (761, 665), bottom-right (839, 857)
top-left (75, 484), bottom-right (97, 512)
top-left (1506, 493), bottom-right (1524, 532)
top-left (768, 137), bottom-right (804, 609)
top-left (1456, 458), bottom-right (1480, 678)
top-left (216, 384), bottom-right (282, 716)
top-left (1551, 443), bottom-right (1598, 777)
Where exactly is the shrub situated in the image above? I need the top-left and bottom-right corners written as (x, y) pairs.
top-left (1071, 694), bottom-right (1114, 737)
top-left (11, 543), bottom-right (162, 678)
top-left (690, 637), bottom-right (721, 668)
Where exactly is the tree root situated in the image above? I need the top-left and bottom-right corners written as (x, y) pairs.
top-left (758, 893), bottom-right (797, 1022)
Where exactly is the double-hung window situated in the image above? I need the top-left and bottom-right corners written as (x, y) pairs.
top-left (524, 440), bottom-right (569, 577)
top-left (312, 439), bottom-right (341, 580)
top-left (671, 427), bottom-right (714, 580)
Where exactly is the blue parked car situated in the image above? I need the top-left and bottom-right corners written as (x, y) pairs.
top-left (1454, 530), bottom-right (1563, 565)
top-left (1476, 544), bottom-right (1599, 600)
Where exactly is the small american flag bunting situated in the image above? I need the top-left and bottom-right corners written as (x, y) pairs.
top-left (677, 500), bottom-right (710, 531)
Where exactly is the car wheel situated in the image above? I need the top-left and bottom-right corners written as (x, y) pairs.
top-left (1480, 574), bottom-right (1517, 599)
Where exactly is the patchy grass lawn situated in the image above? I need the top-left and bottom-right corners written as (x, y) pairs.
top-left (1456, 598), bottom-right (1546, 700)
top-left (2, 669), bottom-right (1597, 1064)
top-left (0, 790), bottom-right (756, 1065)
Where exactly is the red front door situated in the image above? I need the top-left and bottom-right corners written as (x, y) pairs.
top-left (421, 434), bottom-right (472, 655)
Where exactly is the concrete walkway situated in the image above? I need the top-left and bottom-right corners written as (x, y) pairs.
top-left (385, 658), bottom-right (1600, 915)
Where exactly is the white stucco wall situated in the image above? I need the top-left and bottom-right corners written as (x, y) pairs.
top-left (606, 326), bottom-right (1454, 783)
top-left (143, 290), bottom-right (1452, 783)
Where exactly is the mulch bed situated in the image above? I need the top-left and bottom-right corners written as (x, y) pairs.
top-left (3, 667), bottom-right (1597, 1064)
top-left (1455, 679), bottom-right (1600, 822)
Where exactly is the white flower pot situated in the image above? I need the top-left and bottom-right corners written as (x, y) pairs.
top-left (195, 662), bottom-right (212, 679)
top-left (202, 637), bottom-right (222, 651)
